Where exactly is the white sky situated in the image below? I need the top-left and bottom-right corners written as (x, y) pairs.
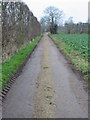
top-left (23, 0), bottom-right (89, 23)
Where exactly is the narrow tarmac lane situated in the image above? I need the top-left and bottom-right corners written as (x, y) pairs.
top-left (3, 34), bottom-right (88, 118)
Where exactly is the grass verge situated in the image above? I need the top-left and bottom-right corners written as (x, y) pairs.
top-left (1, 36), bottom-right (41, 89)
top-left (49, 34), bottom-right (88, 82)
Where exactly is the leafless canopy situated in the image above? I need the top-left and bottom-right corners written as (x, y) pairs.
top-left (44, 6), bottom-right (63, 25)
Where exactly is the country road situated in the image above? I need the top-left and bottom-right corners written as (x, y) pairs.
top-left (3, 34), bottom-right (88, 118)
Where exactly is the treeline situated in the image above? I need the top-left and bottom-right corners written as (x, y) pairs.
top-left (58, 22), bottom-right (88, 34)
top-left (2, 2), bottom-right (41, 61)
top-left (40, 6), bottom-right (88, 34)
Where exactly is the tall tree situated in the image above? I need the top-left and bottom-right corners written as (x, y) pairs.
top-left (40, 6), bottom-right (63, 34)
top-left (44, 6), bottom-right (63, 25)
top-left (2, 1), bottom-right (41, 61)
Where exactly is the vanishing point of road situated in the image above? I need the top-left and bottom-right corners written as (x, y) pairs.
top-left (3, 34), bottom-right (88, 118)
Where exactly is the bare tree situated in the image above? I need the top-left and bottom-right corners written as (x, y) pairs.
top-left (44, 6), bottom-right (63, 25)
top-left (40, 6), bottom-right (63, 34)
top-left (40, 16), bottom-right (50, 32)
top-left (2, 1), bottom-right (41, 61)
top-left (64, 17), bottom-right (74, 34)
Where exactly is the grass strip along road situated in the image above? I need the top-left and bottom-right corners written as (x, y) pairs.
top-left (49, 33), bottom-right (88, 82)
top-left (2, 36), bottom-right (41, 89)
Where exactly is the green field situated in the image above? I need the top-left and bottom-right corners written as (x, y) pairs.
top-left (1, 36), bottom-right (41, 89)
top-left (50, 33), bottom-right (88, 81)
top-left (52, 34), bottom-right (88, 60)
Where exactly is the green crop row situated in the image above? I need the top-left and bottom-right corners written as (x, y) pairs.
top-left (52, 34), bottom-right (88, 60)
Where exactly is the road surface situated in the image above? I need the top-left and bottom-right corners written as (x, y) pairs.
top-left (3, 34), bottom-right (88, 118)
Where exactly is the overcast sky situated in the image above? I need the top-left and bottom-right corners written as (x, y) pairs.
top-left (23, 0), bottom-right (89, 23)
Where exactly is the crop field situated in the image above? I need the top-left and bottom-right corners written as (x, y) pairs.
top-left (50, 33), bottom-right (88, 81)
top-left (52, 34), bottom-right (88, 60)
